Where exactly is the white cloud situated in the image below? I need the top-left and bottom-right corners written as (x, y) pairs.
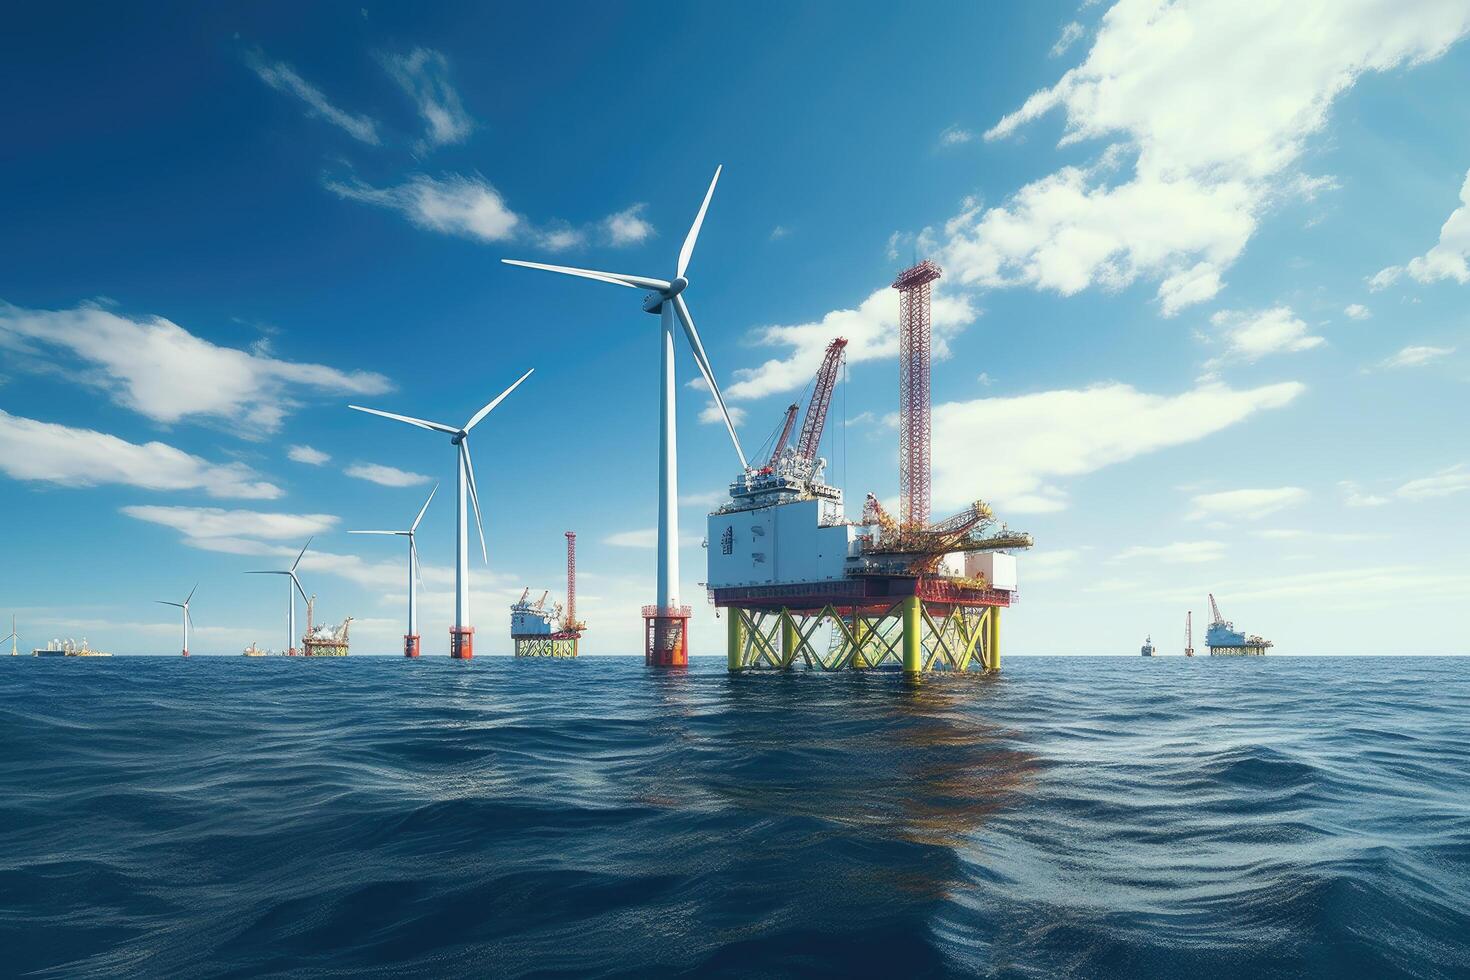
top-left (1344, 303), bottom-right (1371, 320)
top-left (345, 462), bottom-right (431, 487)
top-left (288, 445), bottom-right (330, 465)
top-left (1158, 262), bottom-right (1224, 317)
top-left (1391, 168), bottom-right (1470, 285)
top-left (383, 47), bottom-right (473, 152)
top-left (770, 225), bottom-right (792, 241)
top-left (327, 173), bottom-right (521, 242)
top-left (605, 529), bottom-right (656, 548)
top-left (1207, 306), bottom-right (1324, 363)
top-left (247, 52), bottom-right (380, 145)
top-left (1339, 479), bottom-right (1390, 508)
top-left (603, 204), bottom-right (655, 246)
top-left (1367, 266), bottom-right (1403, 291)
top-left (122, 505), bottom-right (337, 550)
top-left (698, 400), bottom-right (747, 429)
top-left (0, 411), bottom-right (281, 499)
top-left (929, 379), bottom-right (1304, 514)
top-left (1395, 463), bottom-right (1470, 500)
top-left (967, 0), bottom-right (1470, 314)
top-left (939, 125), bottom-right (976, 146)
top-left (724, 285), bottom-right (976, 402)
top-left (1114, 540), bottom-right (1226, 563)
top-left (1380, 344), bottom-right (1453, 368)
top-left (1022, 548), bottom-right (1085, 582)
top-left (1050, 21), bottom-right (1086, 58)
top-left (0, 301), bottom-right (391, 435)
top-left (1187, 486), bottom-right (1308, 521)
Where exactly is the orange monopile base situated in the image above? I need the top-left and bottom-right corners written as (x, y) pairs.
top-left (643, 609), bottom-right (689, 667)
top-left (404, 634), bottom-right (420, 658)
top-left (450, 627), bottom-right (474, 660)
top-left (181, 650), bottom-right (189, 657)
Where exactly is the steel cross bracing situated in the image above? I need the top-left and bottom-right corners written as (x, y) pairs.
top-left (727, 602), bottom-right (997, 672)
top-left (893, 261), bottom-right (941, 528)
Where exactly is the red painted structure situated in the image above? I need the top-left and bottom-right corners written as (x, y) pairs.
top-left (796, 337), bottom-right (848, 462)
top-left (404, 634), bottom-right (420, 658)
top-left (565, 531), bottom-right (577, 631)
top-left (450, 626), bottom-right (474, 660)
top-left (643, 605), bottom-right (690, 666)
top-left (893, 261), bottom-right (941, 528)
top-left (711, 576), bottom-right (1013, 616)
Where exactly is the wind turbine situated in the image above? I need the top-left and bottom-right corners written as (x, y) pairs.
top-left (4, 615), bottom-right (17, 656)
top-left (502, 166), bottom-right (746, 666)
top-left (350, 483), bottom-right (437, 658)
top-left (350, 369), bottom-right (533, 660)
top-left (247, 539), bottom-right (311, 656)
top-left (155, 585), bottom-right (197, 657)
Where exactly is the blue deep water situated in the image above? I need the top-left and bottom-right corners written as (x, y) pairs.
top-left (2, 655), bottom-right (1468, 978)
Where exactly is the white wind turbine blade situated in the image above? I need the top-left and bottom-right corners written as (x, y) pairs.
top-left (410, 536), bottom-right (422, 587)
top-left (500, 259), bottom-right (669, 292)
top-left (349, 405), bottom-right (460, 435)
top-left (412, 482), bottom-right (439, 532)
top-left (349, 530), bottom-right (402, 536)
top-left (156, 600), bottom-right (185, 608)
top-left (185, 583), bottom-right (197, 605)
top-left (291, 537), bottom-right (313, 573)
top-left (672, 294), bottom-right (747, 470)
top-left (460, 441), bottom-right (488, 564)
top-left (463, 368), bottom-right (534, 433)
top-left (289, 572), bottom-right (310, 605)
top-left (678, 165), bottom-right (721, 279)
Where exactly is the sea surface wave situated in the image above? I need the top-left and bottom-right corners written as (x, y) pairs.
top-left (2, 656), bottom-right (1468, 978)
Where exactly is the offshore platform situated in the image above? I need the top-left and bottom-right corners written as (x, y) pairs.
top-left (300, 595), bottom-right (351, 656)
top-left (707, 260), bottom-right (1032, 674)
top-left (1205, 593), bottom-right (1272, 656)
top-left (511, 532), bottom-right (585, 658)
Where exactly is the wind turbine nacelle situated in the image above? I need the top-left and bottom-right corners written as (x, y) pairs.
top-left (642, 292), bottom-right (666, 314)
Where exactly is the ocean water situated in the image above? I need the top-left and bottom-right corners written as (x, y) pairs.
top-left (2, 655), bottom-right (1468, 979)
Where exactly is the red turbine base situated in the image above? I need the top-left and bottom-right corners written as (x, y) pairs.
top-left (404, 634), bottom-right (420, 658)
top-left (181, 649), bottom-right (189, 657)
top-left (450, 627), bottom-right (474, 660)
top-left (642, 606), bottom-right (690, 667)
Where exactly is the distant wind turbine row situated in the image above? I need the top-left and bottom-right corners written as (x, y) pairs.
top-left (147, 168), bottom-right (740, 660)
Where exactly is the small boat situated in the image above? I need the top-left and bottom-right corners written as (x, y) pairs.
top-left (242, 642), bottom-right (270, 657)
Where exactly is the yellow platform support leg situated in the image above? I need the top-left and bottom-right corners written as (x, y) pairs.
top-left (852, 617), bottom-right (868, 669)
top-left (901, 595), bottom-right (923, 675)
top-left (988, 606), bottom-right (1001, 670)
top-left (781, 611), bottom-right (800, 670)
top-left (727, 609), bottom-right (744, 672)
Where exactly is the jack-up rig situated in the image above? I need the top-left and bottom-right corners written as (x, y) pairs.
top-left (1205, 593), bottom-right (1272, 656)
top-left (511, 531), bottom-right (585, 658)
top-left (707, 260), bottom-right (1033, 674)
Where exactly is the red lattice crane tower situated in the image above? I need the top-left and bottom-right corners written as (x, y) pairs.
top-left (795, 337), bottom-right (848, 462)
top-left (893, 260), bottom-right (941, 528)
top-left (564, 531), bottom-right (577, 632)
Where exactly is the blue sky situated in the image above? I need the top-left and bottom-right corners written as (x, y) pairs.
top-left (3, 1), bottom-right (1468, 655)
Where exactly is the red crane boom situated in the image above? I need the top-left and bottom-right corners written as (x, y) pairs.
top-left (767, 403), bottom-right (799, 469)
top-left (795, 337), bottom-right (847, 462)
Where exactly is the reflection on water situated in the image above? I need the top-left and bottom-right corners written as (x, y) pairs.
top-left (2, 656), bottom-right (1468, 978)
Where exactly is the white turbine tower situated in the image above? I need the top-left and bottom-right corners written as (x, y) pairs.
top-left (247, 539), bottom-right (311, 656)
top-left (502, 166), bottom-right (746, 666)
top-left (155, 584), bottom-right (197, 657)
top-left (4, 615), bottom-right (17, 656)
top-left (350, 369), bottom-right (533, 660)
top-left (350, 483), bottom-right (437, 658)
